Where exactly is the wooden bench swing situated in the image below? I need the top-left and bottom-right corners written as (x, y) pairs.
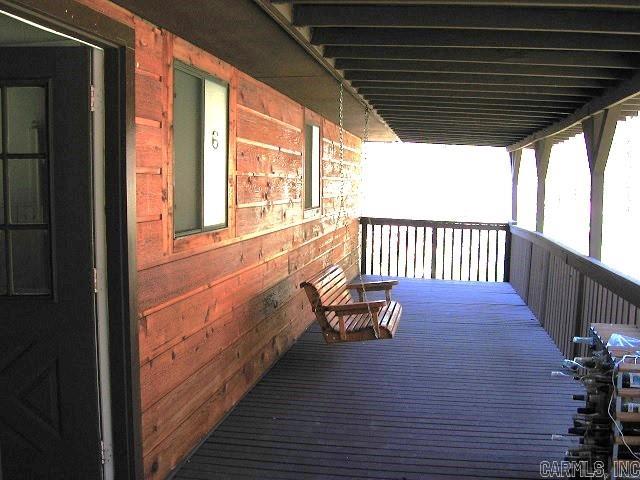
top-left (300, 85), bottom-right (402, 344)
top-left (301, 264), bottom-right (402, 344)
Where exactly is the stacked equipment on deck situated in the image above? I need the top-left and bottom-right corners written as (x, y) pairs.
top-left (561, 324), bottom-right (640, 479)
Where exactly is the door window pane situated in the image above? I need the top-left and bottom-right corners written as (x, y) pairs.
top-left (11, 230), bottom-right (51, 294)
top-left (7, 87), bottom-right (46, 154)
top-left (8, 158), bottom-right (48, 224)
top-left (174, 68), bottom-right (202, 235)
top-left (203, 78), bottom-right (228, 228)
top-left (0, 159), bottom-right (4, 224)
top-left (0, 93), bottom-right (3, 154)
top-left (0, 231), bottom-right (6, 295)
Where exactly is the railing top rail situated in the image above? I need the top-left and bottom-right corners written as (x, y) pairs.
top-left (511, 224), bottom-right (640, 308)
top-left (360, 217), bottom-right (510, 230)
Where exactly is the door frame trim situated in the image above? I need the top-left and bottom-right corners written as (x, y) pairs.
top-left (0, 2), bottom-right (141, 478)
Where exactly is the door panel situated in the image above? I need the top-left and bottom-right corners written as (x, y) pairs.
top-left (0, 47), bottom-right (102, 479)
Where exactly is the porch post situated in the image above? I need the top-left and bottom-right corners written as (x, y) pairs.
top-left (582, 106), bottom-right (621, 259)
top-left (509, 149), bottom-right (522, 223)
top-left (534, 139), bottom-right (552, 233)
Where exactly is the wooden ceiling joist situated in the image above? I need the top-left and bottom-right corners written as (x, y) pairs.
top-left (335, 59), bottom-right (625, 80)
top-left (311, 28), bottom-right (640, 52)
top-left (261, 0), bottom-right (640, 146)
top-left (325, 47), bottom-right (640, 69)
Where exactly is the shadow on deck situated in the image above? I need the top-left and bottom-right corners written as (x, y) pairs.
top-left (175, 278), bottom-right (582, 479)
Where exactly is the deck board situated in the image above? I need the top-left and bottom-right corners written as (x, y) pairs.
top-left (173, 278), bottom-right (582, 479)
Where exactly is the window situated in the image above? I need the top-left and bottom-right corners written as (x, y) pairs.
top-left (1, 84), bottom-right (52, 296)
top-left (173, 61), bottom-right (228, 237)
top-left (304, 123), bottom-right (320, 210)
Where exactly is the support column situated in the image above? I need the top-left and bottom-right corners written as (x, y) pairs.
top-left (510, 149), bottom-right (522, 223)
top-left (534, 139), bottom-right (552, 233)
top-left (582, 106), bottom-right (621, 259)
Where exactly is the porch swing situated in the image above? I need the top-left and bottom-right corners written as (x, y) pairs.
top-left (300, 84), bottom-right (402, 344)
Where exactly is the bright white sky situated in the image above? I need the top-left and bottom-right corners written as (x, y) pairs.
top-left (360, 142), bottom-right (511, 222)
top-left (361, 115), bottom-right (640, 281)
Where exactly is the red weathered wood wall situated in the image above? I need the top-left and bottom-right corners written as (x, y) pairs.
top-left (76, 1), bottom-right (362, 477)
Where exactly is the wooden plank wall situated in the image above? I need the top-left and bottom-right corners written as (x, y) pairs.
top-left (509, 234), bottom-right (531, 301)
top-left (75, 2), bottom-right (362, 478)
top-left (509, 227), bottom-right (640, 358)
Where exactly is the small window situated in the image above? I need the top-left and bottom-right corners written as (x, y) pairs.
top-left (304, 124), bottom-right (320, 210)
top-left (173, 61), bottom-right (228, 237)
top-left (1, 84), bottom-right (53, 296)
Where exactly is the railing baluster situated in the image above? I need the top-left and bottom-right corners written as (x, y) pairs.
top-left (387, 224), bottom-right (392, 276)
top-left (360, 220), bottom-right (368, 274)
top-left (494, 230), bottom-right (499, 282)
top-left (422, 225), bottom-right (427, 278)
top-left (431, 227), bottom-right (437, 279)
top-left (413, 226), bottom-right (418, 278)
top-left (476, 230), bottom-right (481, 281)
top-left (485, 229), bottom-right (490, 282)
top-left (449, 228), bottom-right (454, 280)
top-left (378, 224), bottom-right (382, 275)
top-left (459, 229), bottom-right (464, 281)
top-left (468, 229), bottom-right (473, 282)
top-left (404, 226), bottom-right (409, 277)
top-left (442, 228), bottom-right (447, 280)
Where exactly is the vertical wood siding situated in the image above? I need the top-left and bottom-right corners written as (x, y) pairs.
top-left (510, 227), bottom-right (640, 359)
top-left (74, 2), bottom-right (362, 477)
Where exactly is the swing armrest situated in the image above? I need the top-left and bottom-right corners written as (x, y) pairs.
top-left (323, 300), bottom-right (387, 314)
top-left (346, 280), bottom-right (398, 292)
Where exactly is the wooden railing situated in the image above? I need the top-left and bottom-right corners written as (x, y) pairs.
top-left (510, 225), bottom-right (640, 357)
top-left (359, 217), bottom-right (510, 282)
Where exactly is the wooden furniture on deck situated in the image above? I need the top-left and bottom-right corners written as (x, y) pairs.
top-left (300, 265), bottom-right (402, 343)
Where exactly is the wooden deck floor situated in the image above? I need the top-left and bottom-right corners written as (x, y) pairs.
top-left (174, 278), bottom-right (582, 480)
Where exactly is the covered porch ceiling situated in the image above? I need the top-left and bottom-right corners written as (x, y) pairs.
top-left (115, 0), bottom-right (640, 148)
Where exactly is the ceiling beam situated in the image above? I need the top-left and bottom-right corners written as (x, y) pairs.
top-left (274, 1), bottom-right (640, 9)
top-left (365, 95), bottom-right (581, 107)
top-left (371, 101), bottom-right (576, 114)
top-left (352, 81), bottom-right (603, 96)
top-left (294, 5), bottom-right (640, 34)
top-left (325, 46), bottom-right (640, 69)
top-left (345, 71), bottom-right (611, 88)
top-left (335, 59), bottom-right (624, 80)
top-left (383, 114), bottom-right (552, 125)
top-left (388, 126), bottom-right (536, 135)
top-left (508, 69), bottom-right (640, 150)
top-left (396, 139), bottom-right (510, 147)
top-left (311, 28), bottom-right (640, 52)
top-left (377, 108), bottom-right (562, 120)
top-left (358, 88), bottom-right (592, 102)
top-left (385, 117), bottom-right (547, 127)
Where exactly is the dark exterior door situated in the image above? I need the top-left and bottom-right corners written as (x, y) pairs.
top-left (0, 47), bottom-right (102, 478)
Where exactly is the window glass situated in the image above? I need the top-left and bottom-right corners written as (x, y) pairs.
top-left (304, 124), bottom-right (320, 209)
top-left (8, 158), bottom-right (48, 224)
top-left (0, 159), bottom-right (4, 224)
top-left (173, 63), bottom-right (229, 236)
top-left (11, 230), bottom-right (51, 294)
top-left (1, 84), bottom-right (51, 296)
top-left (173, 68), bottom-right (203, 235)
top-left (0, 231), bottom-right (5, 295)
top-left (203, 78), bottom-right (228, 228)
top-left (6, 87), bottom-right (46, 154)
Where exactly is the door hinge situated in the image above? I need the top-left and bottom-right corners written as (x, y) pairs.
top-left (93, 268), bottom-right (98, 293)
top-left (90, 84), bottom-right (96, 112)
top-left (100, 439), bottom-right (105, 465)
